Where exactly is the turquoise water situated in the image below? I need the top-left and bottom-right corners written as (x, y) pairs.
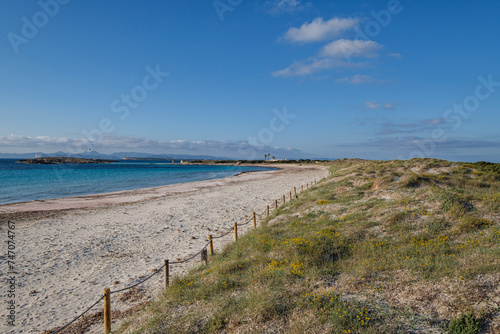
top-left (0, 159), bottom-right (272, 205)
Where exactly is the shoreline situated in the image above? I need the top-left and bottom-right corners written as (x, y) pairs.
top-left (0, 165), bottom-right (279, 222)
top-left (0, 164), bottom-right (329, 333)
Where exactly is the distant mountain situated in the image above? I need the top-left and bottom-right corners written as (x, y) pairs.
top-left (0, 151), bottom-right (232, 161)
top-left (18, 157), bottom-right (117, 164)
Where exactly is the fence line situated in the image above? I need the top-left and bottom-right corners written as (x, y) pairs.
top-left (49, 180), bottom-right (319, 334)
top-left (50, 296), bottom-right (105, 334)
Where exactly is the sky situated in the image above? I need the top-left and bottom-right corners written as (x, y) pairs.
top-left (1, 0), bottom-right (500, 161)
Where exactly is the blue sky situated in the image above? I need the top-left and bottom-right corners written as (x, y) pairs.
top-left (1, 0), bottom-right (499, 161)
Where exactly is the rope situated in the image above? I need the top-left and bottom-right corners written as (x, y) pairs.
top-left (212, 226), bottom-right (235, 239)
top-left (111, 263), bottom-right (166, 294)
top-left (259, 208), bottom-right (268, 217)
top-left (238, 216), bottom-right (253, 226)
top-left (170, 241), bottom-right (210, 264)
top-left (49, 296), bottom-right (104, 334)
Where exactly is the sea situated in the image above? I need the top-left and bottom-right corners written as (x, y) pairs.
top-left (0, 159), bottom-right (273, 205)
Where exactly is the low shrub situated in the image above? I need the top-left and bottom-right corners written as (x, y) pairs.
top-left (448, 311), bottom-right (480, 334)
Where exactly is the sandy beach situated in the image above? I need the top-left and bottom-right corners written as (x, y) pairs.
top-left (0, 164), bottom-right (328, 333)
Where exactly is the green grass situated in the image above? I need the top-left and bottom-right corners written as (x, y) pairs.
top-left (448, 311), bottom-right (481, 334)
top-left (116, 159), bottom-right (500, 333)
top-left (464, 161), bottom-right (500, 175)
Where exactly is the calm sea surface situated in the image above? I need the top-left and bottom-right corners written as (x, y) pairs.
top-left (0, 159), bottom-right (272, 205)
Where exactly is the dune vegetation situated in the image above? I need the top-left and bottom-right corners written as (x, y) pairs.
top-left (115, 158), bottom-right (500, 334)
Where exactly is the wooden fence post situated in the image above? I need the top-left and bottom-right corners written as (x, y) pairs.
top-left (104, 288), bottom-right (111, 334)
top-left (208, 235), bottom-right (214, 255)
top-left (289, 191), bottom-right (292, 200)
top-left (283, 194), bottom-right (285, 204)
top-left (307, 183), bottom-right (309, 189)
top-left (201, 249), bottom-right (208, 265)
top-left (267, 205), bottom-right (270, 216)
top-left (164, 260), bottom-right (169, 289)
top-left (234, 222), bottom-right (238, 241)
top-left (253, 212), bottom-right (256, 228)
top-left (275, 199), bottom-right (278, 209)
top-left (301, 185), bottom-right (303, 191)
top-left (294, 187), bottom-right (296, 195)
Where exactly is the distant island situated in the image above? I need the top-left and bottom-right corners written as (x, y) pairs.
top-left (17, 157), bottom-right (117, 164)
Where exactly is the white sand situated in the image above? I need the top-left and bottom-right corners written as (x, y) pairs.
top-left (0, 165), bottom-right (328, 333)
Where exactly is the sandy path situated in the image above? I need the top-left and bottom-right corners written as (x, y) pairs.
top-left (0, 165), bottom-right (328, 333)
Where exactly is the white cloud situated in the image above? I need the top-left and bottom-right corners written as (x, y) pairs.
top-left (377, 118), bottom-right (453, 135)
top-left (265, 0), bottom-right (305, 15)
top-left (273, 38), bottom-right (382, 78)
top-left (283, 17), bottom-right (359, 43)
top-left (273, 15), bottom-right (390, 77)
top-left (387, 52), bottom-right (403, 58)
top-left (336, 74), bottom-right (374, 84)
top-left (365, 100), bottom-right (380, 110)
top-left (320, 39), bottom-right (382, 58)
top-left (336, 75), bottom-right (393, 85)
top-left (362, 101), bottom-right (396, 110)
top-left (423, 117), bottom-right (446, 125)
top-left (272, 58), bottom-right (335, 77)
top-left (272, 58), bottom-right (366, 78)
top-left (383, 102), bottom-right (396, 110)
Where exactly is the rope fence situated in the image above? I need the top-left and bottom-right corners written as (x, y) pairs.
top-left (211, 226), bottom-right (235, 239)
top-left (169, 241), bottom-right (211, 264)
top-left (50, 296), bottom-right (105, 334)
top-left (49, 179), bottom-right (319, 334)
top-left (110, 262), bottom-right (167, 294)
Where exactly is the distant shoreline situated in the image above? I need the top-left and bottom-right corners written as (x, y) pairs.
top-left (17, 157), bottom-right (117, 164)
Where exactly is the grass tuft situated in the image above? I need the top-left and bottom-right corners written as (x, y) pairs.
top-left (448, 311), bottom-right (481, 334)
